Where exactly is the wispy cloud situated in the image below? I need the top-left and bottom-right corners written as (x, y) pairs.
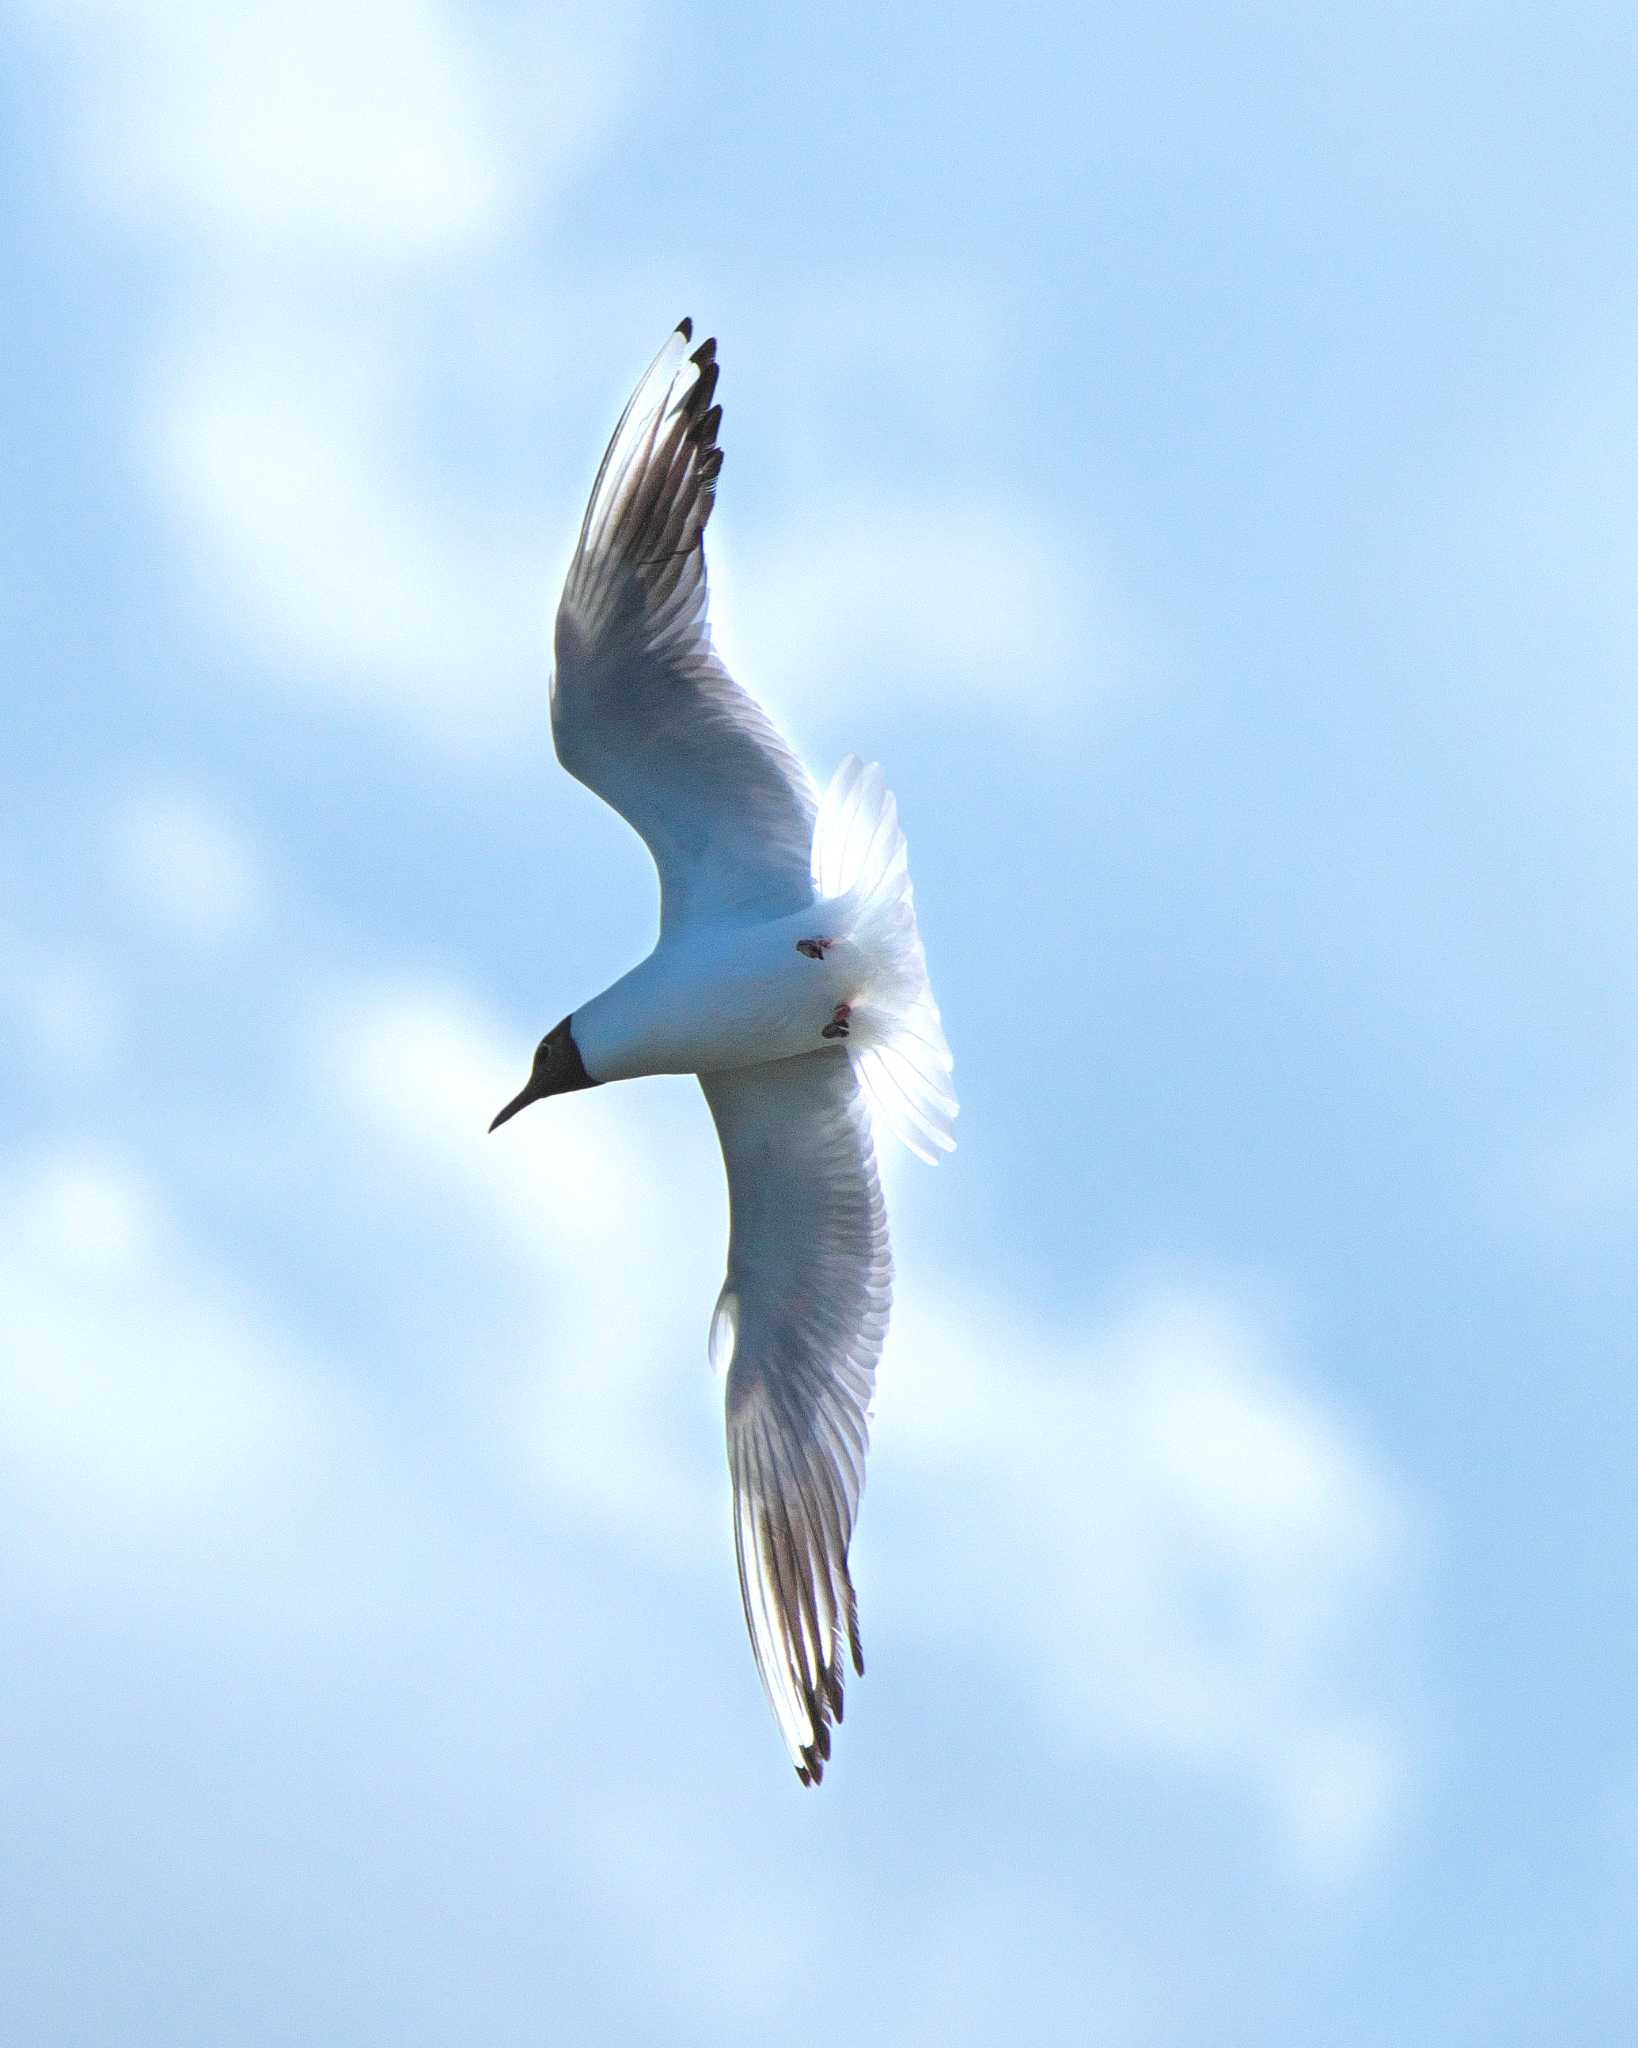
top-left (0, 1142), bottom-right (352, 1539)
top-left (310, 954), bottom-right (1418, 1889)
top-left (145, 311), bottom-right (547, 733)
top-left (720, 498), bottom-right (1083, 710)
top-left (29, 0), bottom-right (638, 742)
top-left (44, 0), bottom-right (632, 264)
top-left (875, 1275), bottom-right (1415, 1885)
top-left (0, 921), bottom-right (121, 1082)
top-left (105, 771), bottom-right (271, 943)
top-left (317, 975), bottom-right (727, 1558)
top-left (708, 269), bottom-right (1161, 728)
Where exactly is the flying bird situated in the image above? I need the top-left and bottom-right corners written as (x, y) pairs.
top-left (491, 321), bottom-right (956, 1783)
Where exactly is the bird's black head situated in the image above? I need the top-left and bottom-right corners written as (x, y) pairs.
top-left (489, 1015), bottom-right (598, 1131)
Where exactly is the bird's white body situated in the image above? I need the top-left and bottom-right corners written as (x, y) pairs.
top-left (575, 905), bottom-right (862, 1081)
top-left (496, 319), bottom-right (956, 1783)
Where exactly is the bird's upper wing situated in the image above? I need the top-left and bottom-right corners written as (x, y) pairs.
top-left (700, 1049), bottom-right (892, 1784)
top-left (551, 322), bottom-right (818, 934)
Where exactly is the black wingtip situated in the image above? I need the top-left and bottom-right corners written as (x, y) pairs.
top-left (690, 358), bottom-right (721, 417)
top-left (676, 316), bottom-right (693, 341)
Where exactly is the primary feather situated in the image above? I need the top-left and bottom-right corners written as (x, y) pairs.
top-left (703, 1050), bottom-right (890, 1783)
top-left (551, 321), bottom-right (817, 932)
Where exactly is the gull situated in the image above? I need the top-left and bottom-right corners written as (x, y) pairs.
top-left (490, 320), bottom-right (956, 1784)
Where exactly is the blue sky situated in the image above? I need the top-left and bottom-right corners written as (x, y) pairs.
top-left (4, 1), bottom-right (1636, 2040)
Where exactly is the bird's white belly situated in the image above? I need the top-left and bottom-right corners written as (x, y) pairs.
top-left (573, 912), bottom-right (859, 1082)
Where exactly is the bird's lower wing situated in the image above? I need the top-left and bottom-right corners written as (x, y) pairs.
top-left (552, 323), bottom-right (817, 933)
top-left (699, 1050), bottom-right (893, 1784)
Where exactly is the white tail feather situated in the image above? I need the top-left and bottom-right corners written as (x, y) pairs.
top-left (810, 757), bottom-right (957, 1162)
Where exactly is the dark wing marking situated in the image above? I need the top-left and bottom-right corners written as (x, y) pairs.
top-left (552, 323), bottom-right (817, 932)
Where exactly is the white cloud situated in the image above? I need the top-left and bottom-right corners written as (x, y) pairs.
top-left (144, 303), bottom-right (548, 735)
top-left (719, 498), bottom-right (1083, 710)
top-left (320, 977), bottom-right (645, 1270)
top-left (38, 2), bottom-right (1153, 754)
top-left (0, 842), bottom-right (1419, 1902)
top-left (0, 930), bottom-right (120, 1078)
top-left (45, 0), bottom-right (631, 264)
top-left (872, 1275), bottom-right (1414, 1884)
top-left (106, 772), bottom-right (271, 942)
top-left (28, 0), bottom-right (636, 741)
top-left (1277, 1715), bottom-right (1408, 1890)
top-left (312, 965), bottom-right (1417, 1887)
top-left (0, 1144), bottom-right (352, 1539)
top-left (317, 975), bottom-right (727, 1558)
top-left (14, 1147), bottom-right (160, 1271)
top-left (5, 796), bottom-right (1418, 1892)
top-left (295, 944), bottom-right (1418, 1891)
top-left (703, 265), bottom-right (1174, 728)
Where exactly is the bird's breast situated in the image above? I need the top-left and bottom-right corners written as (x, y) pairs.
top-left (573, 916), bottom-right (861, 1082)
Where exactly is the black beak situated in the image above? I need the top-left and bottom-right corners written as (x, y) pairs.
top-left (489, 1017), bottom-right (594, 1132)
top-left (488, 1077), bottom-right (543, 1132)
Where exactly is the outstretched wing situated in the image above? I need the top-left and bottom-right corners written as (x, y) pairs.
top-left (700, 1050), bottom-right (892, 1784)
top-left (552, 322), bottom-right (817, 933)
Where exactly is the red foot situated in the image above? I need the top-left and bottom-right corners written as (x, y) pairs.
top-left (821, 1002), bottom-right (851, 1042)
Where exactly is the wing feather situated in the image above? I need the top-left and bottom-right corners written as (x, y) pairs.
top-left (552, 323), bottom-right (817, 932)
top-left (700, 1050), bottom-right (891, 1784)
